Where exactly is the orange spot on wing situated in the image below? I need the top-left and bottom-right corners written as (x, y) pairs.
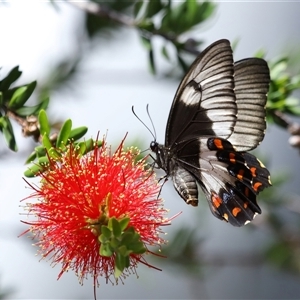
top-left (244, 187), bottom-right (250, 197)
top-left (211, 193), bottom-right (223, 208)
top-left (253, 181), bottom-right (262, 192)
top-left (250, 167), bottom-right (257, 177)
top-left (229, 152), bottom-right (236, 163)
top-left (232, 207), bottom-right (241, 217)
top-left (237, 169), bottom-right (244, 180)
top-left (214, 139), bottom-right (224, 149)
top-left (243, 201), bottom-right (249, 209)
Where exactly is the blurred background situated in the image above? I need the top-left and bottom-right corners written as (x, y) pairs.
top-left (1, 1), bottom-right (300, 299)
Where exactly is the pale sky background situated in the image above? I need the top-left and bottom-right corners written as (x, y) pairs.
top-left (1, 1), bottom-right (300, 299)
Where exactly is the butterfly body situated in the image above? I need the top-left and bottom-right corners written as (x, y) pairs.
top-left (151, 39), bottom-right (271, 227)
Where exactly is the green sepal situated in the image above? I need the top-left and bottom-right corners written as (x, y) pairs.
top-left (114, 252), bottom-right (126, 278)
top-left (38, 110), bottom-right (50, 136)
top-left (56, 119), bottom-right (72, 148)
top-left (0, 116), bottom-right (17, 151)
top-left (119, 217), bottom-right (130, 231)
top-left (110, 217), bottom-right (122, 237)
top-left (99, 243), bottom-right (113, 257)
top-left (14, 96), bottom-right (49, 117)
top-left (8, 81), bottom-right (37, 109)
top-left (69, 126), bottom-right (88, 141)
top-left (0, 66), bottom-right (22, 91)
top-left (100, 225), bottom-right (112, 240)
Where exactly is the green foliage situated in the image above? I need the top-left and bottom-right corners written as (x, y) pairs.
top-left (135, 0), bottom-right (215, 73)
top-left (99, 216), bottom-right (146, 278)
top-left (24, 110), bottom-right (93, 177)
top-left (0, 116), bottom-right (17, 151)
top-left (266, 56), bottom-right (300, 124)
top-left (0, 66), bottom-right (48, 151)
top-left (85, 0), bottom-right (133, 38)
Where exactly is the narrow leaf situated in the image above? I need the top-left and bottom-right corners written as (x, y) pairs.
top-left (8, 81), bottom-right (37, 109)
top-left (0, 66), bottom-right (22, 91)
top-left (56, 119), bottom-right (72, 148)
top-left (69, 126), bottom-right (88, 141)
top-left (38, 110), bottom-right (50, 136)
top-left (15, 97), bottom-right (49, 117)
top-left (0, 116), bottom-right (17, 151)
top-left (42, 134), bottom-right (52, 151)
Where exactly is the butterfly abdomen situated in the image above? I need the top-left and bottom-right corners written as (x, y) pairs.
top-left (172, 164), bottom-right (199, 206)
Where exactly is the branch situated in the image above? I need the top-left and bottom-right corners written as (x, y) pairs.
top-left (69, 0), bottom-right (135, 27)
top-left (271, 110), bottom-right (300, 151)
top-left (68, 0), bottom-right (201, 56)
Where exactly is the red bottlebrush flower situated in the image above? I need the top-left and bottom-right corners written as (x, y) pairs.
top-left (21, 135), bottom-right (171, 292)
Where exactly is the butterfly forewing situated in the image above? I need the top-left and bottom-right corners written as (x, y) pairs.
top-left (151, 39), bottom-right (271, 226)
top-left (165, 39), bottom-right (237, 147)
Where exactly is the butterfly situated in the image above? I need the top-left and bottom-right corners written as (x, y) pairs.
top-left (150, 39), bottom-right (272, 227)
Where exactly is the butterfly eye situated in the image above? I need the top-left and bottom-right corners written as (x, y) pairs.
top-left (150, 141), bottom-right (158, 152)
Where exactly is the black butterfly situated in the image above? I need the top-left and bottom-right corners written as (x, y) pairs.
top-left (150, 39), bottom-right (271, 227)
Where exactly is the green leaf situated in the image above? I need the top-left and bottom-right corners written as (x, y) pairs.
top-left (145, 0), bottom-right (163, 18)
top-left (149, 48), bottom-right (156, 74)
top-left (15, 97), bottom-right (49, 117)
top-left (8, 81), bottom-right (37, 109)
top-left (42, 134), bottom-right (53, 151)
top-left (0, 116), bottom-right (17, 151)
top-left (161, 45), bottom-right (170, 61)
top-left (24, 156), bottom-right (49, 177)
top-left (133, 0), bottom-right (143, 18)
top-left (34, 145), bottom-right (47, 157)
top-left (69, 126), bottom-right (88, 141)
top-left (0, 66), bottom-right (22, 91)
top-left (141, 36), bottom-right (152, 50)
top-left (25, 151), bottom-right (37, 164)
top-left (38, 110), bottom-right (50, 136)
top-left (38, 156), bottom-right (50, 166)
top-left (177, 54), bottom-right (189, 72)
top-left (0, 92), bottom-right (3, 106)
top-left (56, 119), bottom-right (72, 148)
top-left (24, 164), bottom-right (43, 177)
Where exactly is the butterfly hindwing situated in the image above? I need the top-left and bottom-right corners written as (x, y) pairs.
top-left (228, 58), bottom-right (270, 151)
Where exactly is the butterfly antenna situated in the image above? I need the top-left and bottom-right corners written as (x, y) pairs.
top-left (131, 105), bottom-right (156, 141)
top-left (146, 104), bottom-right (157, 141)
